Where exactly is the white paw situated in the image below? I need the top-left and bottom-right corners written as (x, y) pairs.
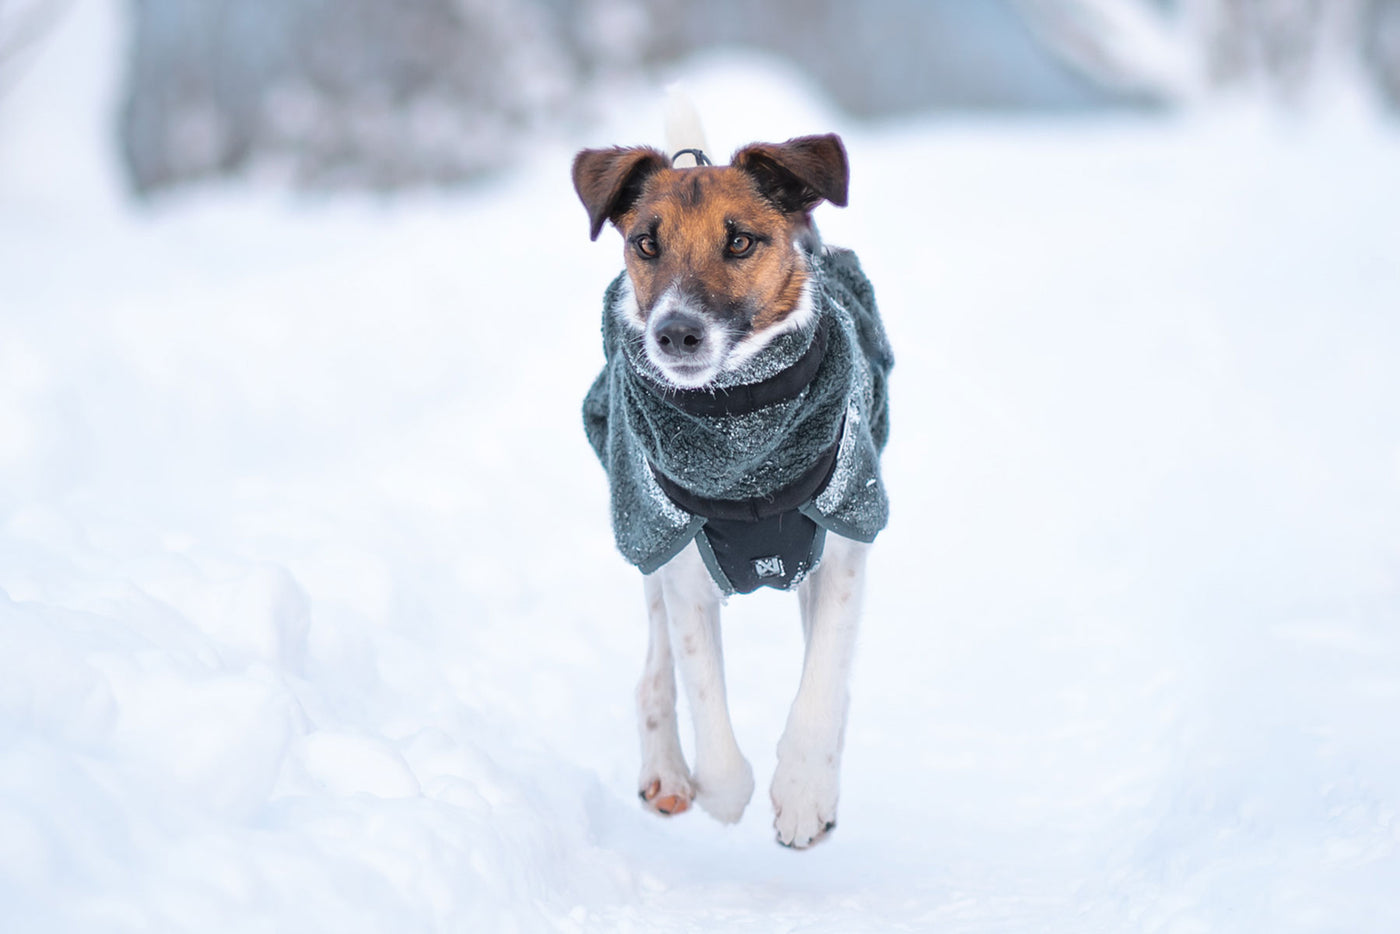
top-left (770, 746), bottom-right (840, 848)
top-left (638, 756), bottom-right (694, 816)
top-left (692, 755), bottom-right (755, 824)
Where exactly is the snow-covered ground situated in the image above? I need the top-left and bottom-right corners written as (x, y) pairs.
top-left (3, 6), bottom-right (1399, 932)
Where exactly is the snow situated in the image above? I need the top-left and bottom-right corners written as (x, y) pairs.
top-left (3, 7), bottom-right (1400, 932)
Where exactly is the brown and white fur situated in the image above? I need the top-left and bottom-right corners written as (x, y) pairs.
top-left (572, 102), bottom-right (869, 849)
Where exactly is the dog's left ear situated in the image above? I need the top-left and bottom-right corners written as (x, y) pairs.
top-left (732, 134), bottom-right (849, 214)
top-left (572, 146), bottom-right (670, 241)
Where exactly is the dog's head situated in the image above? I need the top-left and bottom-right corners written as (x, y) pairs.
top-left (573, 135), bottom-right (848, 388)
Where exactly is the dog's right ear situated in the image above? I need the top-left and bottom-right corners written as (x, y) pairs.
top-left (572, 146), bottom-right (669, 241)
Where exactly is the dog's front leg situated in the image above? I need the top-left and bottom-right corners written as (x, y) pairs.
top-left (656, 542), bottom-right (755, 823)
top-left (772, 534), bottom-right (870, 848)
top-left (635, 573), bottom-right (694, 815)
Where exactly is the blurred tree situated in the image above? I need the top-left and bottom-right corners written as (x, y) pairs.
top-left (647, 0), bottom-right (1129, 114)
top-left (0, 0), bottom-right (72, 96)
top-left (120, 0), bottom-right (598, 192)
top-left (1018, 0), bottom-right (1400, 111)
top-left (1367, 0), bottom-right (1400, 107)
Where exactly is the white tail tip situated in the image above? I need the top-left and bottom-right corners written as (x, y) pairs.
top-left (664, 84), bottom-right (712, 167)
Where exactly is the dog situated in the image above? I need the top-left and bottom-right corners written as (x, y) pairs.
top-left (572, 100), bottom-right (892, 848)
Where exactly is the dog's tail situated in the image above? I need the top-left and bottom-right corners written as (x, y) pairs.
top-left (664, 85), bottom-right (712, 167)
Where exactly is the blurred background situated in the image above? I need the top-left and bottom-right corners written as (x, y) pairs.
top-left (3, 0), bottom-right (1398, 194)
top-left (2, 3), bottom-right (1398, 931)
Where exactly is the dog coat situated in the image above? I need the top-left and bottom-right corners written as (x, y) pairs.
top-left (582, 246), bottom-right (892, 596)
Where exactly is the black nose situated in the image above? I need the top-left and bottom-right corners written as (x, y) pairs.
top-left (652, 313), bottom-right (706, 357)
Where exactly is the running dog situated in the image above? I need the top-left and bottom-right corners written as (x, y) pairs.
top-left (573, 104), bottom-right (892, 848)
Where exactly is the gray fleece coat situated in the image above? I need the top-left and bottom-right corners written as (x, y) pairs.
top-left (583, 245), bottom-right (892, 589)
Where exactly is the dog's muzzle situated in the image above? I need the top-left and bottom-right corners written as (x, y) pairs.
top-left (645, 310), bottom-right (725, 387)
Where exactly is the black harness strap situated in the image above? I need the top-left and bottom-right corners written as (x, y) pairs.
top-left (649, 416), bottom-right (844, 522)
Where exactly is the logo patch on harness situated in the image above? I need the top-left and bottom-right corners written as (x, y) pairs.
top-left (752, 555), bottom-right (785, 579)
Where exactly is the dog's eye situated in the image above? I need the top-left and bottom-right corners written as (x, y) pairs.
top-left (634, 235), bottom-right (659, 259)
top-left (727, 234), bottom-right (755, 257)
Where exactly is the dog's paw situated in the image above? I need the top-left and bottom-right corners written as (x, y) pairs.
top-left (692, 755), bottom-right (755, 824)
top-left (770, 747), bottom-right (840, 848)
top-left (638, 762), bottom-right (694, 816)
